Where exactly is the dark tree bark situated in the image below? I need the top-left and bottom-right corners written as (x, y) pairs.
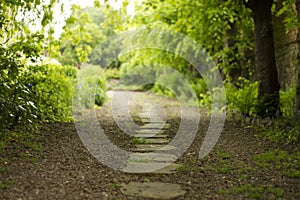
top-left (224, 22), bottom-right (240, 82)
top-left (248, 0), bottom-right (281, 117)
top-left (296, 0), bottom-right (300, 114)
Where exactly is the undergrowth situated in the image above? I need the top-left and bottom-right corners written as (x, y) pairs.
top-left (257, 117), bottom-right (300, 144)
top-left (218, 184), bottom-right (284, 199)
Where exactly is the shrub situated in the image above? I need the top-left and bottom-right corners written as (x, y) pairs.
top-left (22, 64), bottom-right (77, 122)
top-left (104, 68), bottom-right (120, 80)
top-left (280, 87), bottom-right (296, 117)
top-left (259, 118), bottom-right (300, 144)
top-left (225, 78), bottom-right (259, 116)
top-left (0, 63), bottom-right (77, 132)
top-left (196, 78), bottom-right (258, 114)
top-left (191, 78), bottom-right (208, 98)
top-left (150, 71), bottom-right (199, 105)
top-left (76, 64), bottom-right (107, 108)
top-left (0, 78), bottom-right (38, 131)
top-left (119, 63), bottom-right (156, 87)
top-left (199, 91), bottom-right (212, 108)
top-left (0, 44), bottom-right (39, 131)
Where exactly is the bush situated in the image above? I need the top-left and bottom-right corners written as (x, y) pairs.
top-left (280, 87), bottom-right (296, 117)
top-left (190, 78), bottom-right (211, 107)
top-left (259, 123), bottom-right (299, 144)
top-left (225, 78), bottom-right (259, 116)
top-left (191, 78), bottom-right (208, 97)
top-left (119, 63), bottom-right (156, 87)
top-left (0, 63), bottom-right (77, 131)
top-left (76, 65), bottom-right (107, 108)
top-left (197, 78), bottom-right (258, 114)
top-left (0, 44), bottom-right (40, 131)
top-left (104, 68), bottom-right (120, 80)
top-left (199, 91), bottom-right (212, 108)
top-left (0, 78), bottom-right (38, 131)
top-left (22, 64), bottom-right (77, 122)
top-left (150, 71), bottom-right (198, 104)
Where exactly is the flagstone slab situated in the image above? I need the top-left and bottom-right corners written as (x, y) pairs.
top-left (141, 118), bottom-right (166, 123)
top-left (139, 113), bottom-right (163, 117)
top-left (140, 123), bottom-right (170, 129)
top-left (121, 182), bottom-right (186, 199)
top-left (134, 134), bottom-right (169, 138)
top-left (139, 113), bottom-right (164, 118)
top-left (144, 138), bottom-right (170, 144)
top-left (128, 153), bottom-right (177, 163)
top-left (133, 144), bottom-right (177, 152)
top-left (136, 129), bottom-right (165, 134)
top-left (122, 163), bottom-right (180, 174)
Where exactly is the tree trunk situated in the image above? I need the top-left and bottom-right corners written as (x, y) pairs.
top-left (224, 22), bottom-right (240, 82)
top-left (273, 0), bottom-right (298, 90)
top-left (296, 0), bottom-right (300, 114)
top-left (248, 0), bottom-right (281, 117)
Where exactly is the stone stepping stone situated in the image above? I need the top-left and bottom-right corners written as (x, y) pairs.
top-left (144, 138), bottom-right (169, 144)
top-left (133, 144), bottom-right (177, 152)
top-left (141, 118), bottom-right (166, 123)
top-left (121, 182), bottom-right (186, 199)
top-left (136, 129), bottom-right (165, 134)
top-left (128, 153), bottom-right (177, 163)
top-left (139, 113), bottom-right (163, 117)
top-left (122, 163), bottom-right (180, 174)
top-left (140, 123), bottom-right (170, 129)
top-left (134, 134), bottom-right (169, 138)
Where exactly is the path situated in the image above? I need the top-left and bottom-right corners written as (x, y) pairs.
top-left (106, 91), bottom-right (186, 198)
top-left (120, 95), bottom-right (185, 199)
top-left (0, 91), bottom-right (299, 199)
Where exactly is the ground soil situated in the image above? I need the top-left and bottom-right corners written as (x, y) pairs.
top-left (0, 91), bottom-right (299, 199)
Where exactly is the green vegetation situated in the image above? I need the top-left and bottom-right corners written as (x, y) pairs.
top-left (2, 0), bottom-right (298, 146)
top-left (1, 0), bottom-right (57, 131)
top-left (225, 79), bottom-right (259, 116)
top-left (280, 87), bottom-right (296, 117)
top-left (208, 148), bottom-right (300, 179)
top-left (205, 148), bottom-right (298, 199)
top-left (218, 184), bottom-right (284, 199)
top-left (56, 6), bottom-right (105, 66)
top-left (0, 0), bottom-right (300, 198)
top-left (0, 129), bottom-right (40, 151)
top-left (76, 65), bottom-right (107, 108)
top-left (176, 156), bottom-right (204, 174)
top-left (110, 182), bottom-right (121, 189)
top-left (132, 137), bottom-right (149, 145)
top-left (176, 164), bottom-right (204, 174)
top-left (258, 122), bottom-right (300, 144)
top-left (0, 179), bottom-right (15, 190)
top-left (175, 147), bottom-right (298, 199)
top-left (23, 64), bottom-right (77, 122)
top-left (19, 152), bottom-right (39, 163)
top-left (208, 151), bottom-right (238, 174)
top-left (254, 149), bottom-right (300, 178)
top-left (104, 68), bottom-right (120, 80)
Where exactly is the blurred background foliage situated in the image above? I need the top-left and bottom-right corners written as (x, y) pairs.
top-left (1, 0), bottom-right (300, 144)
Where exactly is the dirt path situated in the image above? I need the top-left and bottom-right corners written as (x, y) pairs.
top-left (0, 91), bottom-right (299, 199)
